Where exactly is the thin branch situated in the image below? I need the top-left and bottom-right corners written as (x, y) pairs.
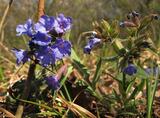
top-left (0, 107), bottom-right (15, 118)
top-left (0, 0), bottom-right (14, 34)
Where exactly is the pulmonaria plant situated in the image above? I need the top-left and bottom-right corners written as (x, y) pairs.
top-left (79, 11), bottom-right (160, 117)
top-left (12, 13), bottom-right (72, 89)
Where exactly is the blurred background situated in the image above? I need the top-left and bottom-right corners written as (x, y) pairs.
top-left (0, 0), bottom-right (160, 72)
top-left (1, 0), bottom-right (160, 47)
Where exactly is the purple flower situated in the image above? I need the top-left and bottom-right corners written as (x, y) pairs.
top-left (54, 14), bottom-right (72, 34)
top-left (35, 46), bottom-right (55, 67)
top-left (83, 37), bottom-right (101, 54)
top-left (145, 67), bottom-right (159, 76)
top-left (34, 15), bottom-right (55, 34)
top-left (12, 49), bottom-right (30, 65)
top-left (16, 19), bottom-right (33, 37)
top-left (45, 76), bottom-right (60, 90)
top-left (31, 32), bottom-right (52, 46)
top-left (52, 48), bottom-right (64, 60)
top-left (123, 64), bottom-right (137, 76)
top-left (51, 38), bottom-right (71, 60)
top-left (84, 45), bottom-right (92, 54)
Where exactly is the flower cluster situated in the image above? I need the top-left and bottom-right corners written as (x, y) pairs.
top-left (13, 14), bottom-right (72, 67)
top-left (13, 14), bottom-right (72, 90)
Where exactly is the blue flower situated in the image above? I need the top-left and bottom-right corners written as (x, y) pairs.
top-left (84, 45), bottom-right (92, 54)
top-left (123, 64), bottom-right (137, 76)
top-left (34, 15), bottom-right (55, 34)
top-left (35, 46), bottom-right (55, 67)
top-left (52, 48), bottom-right (64, 60)
top-left (54, 14), bottom-right (72, 34)
top-left (14, 14), bottom-right (73, 67)
top-left (12, 49), bottom-right (30, 65)
top-left (51, 38), bottom-right (71, 60)
top-left (31, 32), bottom-right (52, 46)
top-left (45, 76), bottom-right (60, 90)
top-left (16, 19), bottom-right (33, 37)
top-left (145, 67), bottom-right (159, 76)
top-left (83, 37), bottom-right (101, 54)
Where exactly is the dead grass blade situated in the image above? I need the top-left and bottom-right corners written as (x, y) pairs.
top-left (0, 107), bottom-right (15, 118)
top-left (0, 0), bottom-right (14, 34)
top-left (59, 95), bottom-right (97, 118)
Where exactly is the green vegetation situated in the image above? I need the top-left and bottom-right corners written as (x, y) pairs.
top-left (0, 0), bottom-right (160, 118)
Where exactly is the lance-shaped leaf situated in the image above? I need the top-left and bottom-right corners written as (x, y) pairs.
top-left (112, 38), bottom-right (125, 55)
top-left (101, 19), bottom-right (111, 32)
top-left (92, 58), bottom-right (102, 90)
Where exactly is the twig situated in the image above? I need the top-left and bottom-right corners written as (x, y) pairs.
top-left (0, 42), bottom-right (15, 58)
top-left (37, 0), bottom-right (45, 20)
top-left (0, 107), bottom-right (15, 118)
top-left (0, 0), bottom-right (14, 34)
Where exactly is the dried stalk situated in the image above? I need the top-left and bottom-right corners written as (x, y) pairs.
top-left (0, 0), bottom-right (14, 34)
top-left (37, 0), bottom-right (45, 19)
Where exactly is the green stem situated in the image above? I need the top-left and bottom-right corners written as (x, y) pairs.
top-left (122, 73), bottom-right (126, 90)
top-left (146, 78), bottom-right (151, 118)
top-left (63, 84), bottom-right (72, 101)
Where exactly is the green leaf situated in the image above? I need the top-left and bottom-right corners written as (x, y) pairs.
top-left (118, 81), bottom-right (126, 99)
top-left (113, 39), bottom-right (124, 49)
top-left (137, 16), bottom-right (153, 33)
top-left (146, 68), bottom-right (159, 118)
top-left (117, 111), bottom-right (137, 116)
top-left (0, 67), bottom-right (4, 80)
top-left (64, 30), bottom-right (71, 40)
top-left (127, 79), bottom-right (145, 102)
top-left (126, 78), bottom-right (136, 94)
top-left (112, 89), bottom-right (122, 103)
top-left (37, 111), bottom-right (60, 117)
top-left (112, 38), bottom-right (125, 55)
top-left (60, 66), bottom-right (73, 87)
top-left (101, 55), bottom-right (119, 62)
top-left (101, 19), bottom-right (111, 32)
top-left (92, 58), bottom-right (102, 90)
top-left (70, 48), bottom-right (89, 82)
top-left (70, 48), bottom-right (81, 62)
top-left (72, 59), bottom-right (90, 83)
top-left (136, 66), bottom-right (148, 79)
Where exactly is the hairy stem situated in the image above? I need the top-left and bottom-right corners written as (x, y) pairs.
top-left (15, 63), bottom-right (36, 118)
